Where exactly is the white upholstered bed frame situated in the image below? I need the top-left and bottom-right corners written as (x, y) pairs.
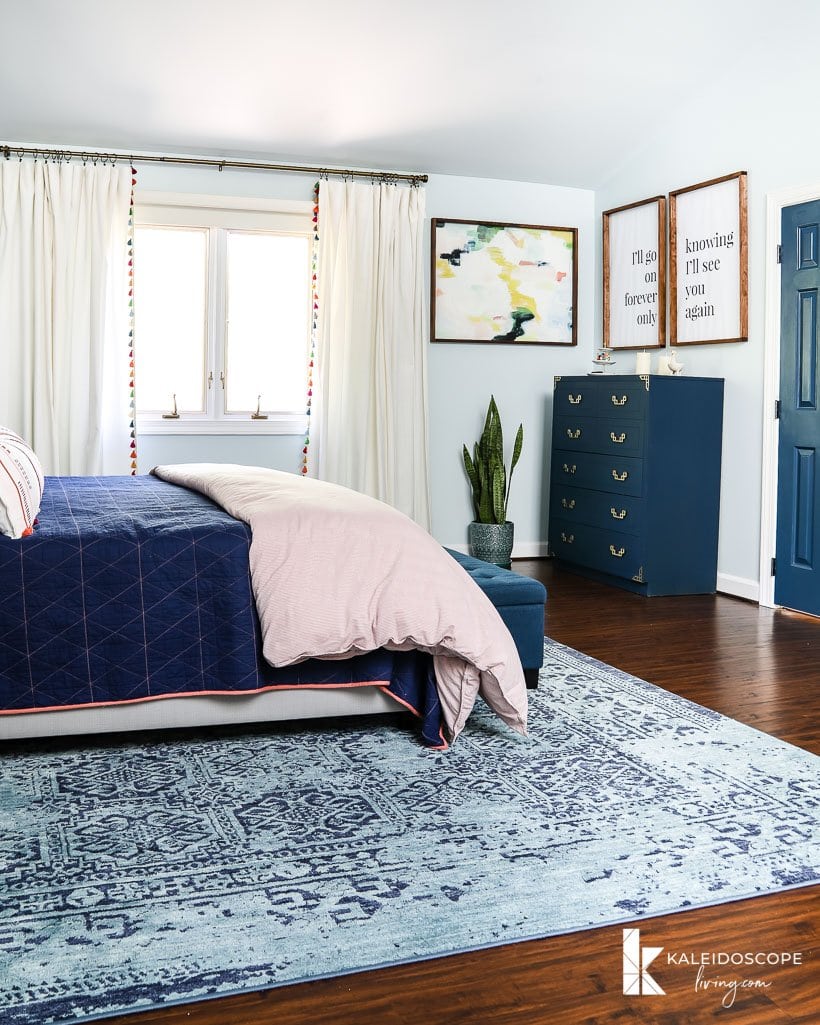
top-left (0, 687), bottom-right (401, 741)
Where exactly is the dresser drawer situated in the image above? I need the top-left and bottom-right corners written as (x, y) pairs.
top-left (556, 416), bottom-right (645, 457)
top-left (554, 380), bottom-right (597, 417)
top-left (595, 419), bottom-right (644, 457)
top-left (550, 485), bottom-right (644, 536)
top-left (551, 450), bottom-right (644, 497)
top-left (554, 416), bottom-right (599, 452)
top-left (599, 381), bottom-right (647, 420)
top-left (550, 520), bottom-right (646, 582)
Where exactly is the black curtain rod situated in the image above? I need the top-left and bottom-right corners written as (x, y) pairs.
top-left (1, 144), bottom-right (428, 185)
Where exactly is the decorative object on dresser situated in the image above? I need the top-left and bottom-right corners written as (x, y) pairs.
top-left (602, 195), bottom-right (666, 351)
top-left (667, 350), bottom-right (685, 374)
top-left (431, 218), bottom-right (577, 345)
top-left (462, 396), bottom-right (523, 568)
top-left (634, 351), bottom-right (651, 375)
top-left (591, 347), bottom-right (616, 374)
top-left (549, 374), bottom-right (724, 595)
top-left (669, 171), bottom-right (748, 346)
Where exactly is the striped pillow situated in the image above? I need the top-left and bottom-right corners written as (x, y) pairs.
top-left (0, 427), bottom-right (44, 539)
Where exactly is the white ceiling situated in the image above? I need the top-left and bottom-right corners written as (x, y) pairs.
top-left (0, 0), bottom-right (803, 188)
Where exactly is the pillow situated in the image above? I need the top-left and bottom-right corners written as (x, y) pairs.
top-left (0, 427), bottom-right (44, 539)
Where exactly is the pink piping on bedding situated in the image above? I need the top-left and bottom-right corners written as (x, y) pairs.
top-left (379, 688), bottom-right (448, 750)
top-left (0, 679), bottom-right (391, 715)
top-left (0, 680), bottom-right (449, 748)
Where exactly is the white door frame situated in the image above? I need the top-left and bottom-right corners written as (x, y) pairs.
top-left (759, 181), bottom-right (820, 608)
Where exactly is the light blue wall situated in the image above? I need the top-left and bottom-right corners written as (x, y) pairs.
top-left (138, 434), bottom-right (304, 473)
top-left (136, 163), bottom-right (596, 552)
top-left (595, 59), bottom-right (820, 592)
top-left (425, 175), bottom-right (595, 553)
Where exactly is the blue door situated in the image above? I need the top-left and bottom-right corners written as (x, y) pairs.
top-left (775, 201), bottom-right (820, 615)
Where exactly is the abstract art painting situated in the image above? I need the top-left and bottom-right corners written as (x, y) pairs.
top-left (431, 218), bottom-right (577, 345)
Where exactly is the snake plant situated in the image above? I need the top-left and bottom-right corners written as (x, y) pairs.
top-left (462, 396), bottom-right (524, 524)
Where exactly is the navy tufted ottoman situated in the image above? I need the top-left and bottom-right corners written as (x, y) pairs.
top-left (445, 549), bottom-right (546, 689)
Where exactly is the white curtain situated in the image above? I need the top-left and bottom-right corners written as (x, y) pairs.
top-left (0, 159), bottom-right (133, 474)
top-left (314, 179), bottom-right (431, 529)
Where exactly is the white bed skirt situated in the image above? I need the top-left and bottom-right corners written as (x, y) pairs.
top-left (0, 687), bottom-right (401, 741)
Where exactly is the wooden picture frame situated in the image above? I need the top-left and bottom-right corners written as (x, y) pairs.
top-left (430, 217), bottom-right (577, 345)
top-left (670, 171), bottom-right (748, 346)
top-left (603, 196), bottom-right (666, 350)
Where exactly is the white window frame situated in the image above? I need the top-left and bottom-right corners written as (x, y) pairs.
top-left (134, 191), bottom-right (313, 436)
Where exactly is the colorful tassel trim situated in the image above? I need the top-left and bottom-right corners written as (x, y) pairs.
top-left (302, 181), bottom-right (319, 476)
top-left (128, 167), bottom-right (138, 474)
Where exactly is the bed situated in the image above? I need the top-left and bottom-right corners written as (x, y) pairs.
top-left (0, 469), bottom-right (527, 747)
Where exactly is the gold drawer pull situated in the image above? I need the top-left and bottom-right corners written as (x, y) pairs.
top-left (562, 497), bottom-right (576, 509)
top-left (568, 394), bottom-right (582, 405)
top-left (609, 544), bottom-right (626, 558)
top-left (561, 532), bottom-right (575, 544)
top-left (610, 507), bottom-right (627, 520)
top-left (611, 469), bottom-right (628, 482)
top-left (611, 395), bottom-right (628, 406)
top-left (563, 463), bottom-right (577, 475)
top-left (610, 431), bottom-right (626, 444)
top-left (566, 428), bottom-right (582, 439)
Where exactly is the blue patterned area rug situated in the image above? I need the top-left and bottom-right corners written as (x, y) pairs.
top-left (2, 639), bottom-right (818, 1024)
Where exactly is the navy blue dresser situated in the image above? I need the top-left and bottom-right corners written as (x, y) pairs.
top-left (549, 374), bottom-right (724, 595)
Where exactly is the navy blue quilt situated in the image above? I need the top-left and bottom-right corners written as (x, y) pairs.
top-left (0, 476), bottom-right (443, 745)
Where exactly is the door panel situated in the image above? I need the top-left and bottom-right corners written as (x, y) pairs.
top-left (792, 448), bottom-right (815, 568)
top-left (775, 201), bottom-right (820, 615)
top-left (798, 290), bottom-right (817, 408)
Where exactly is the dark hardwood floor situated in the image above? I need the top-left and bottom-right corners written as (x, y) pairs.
top-left (107, 562), bottom-right (819, 1025)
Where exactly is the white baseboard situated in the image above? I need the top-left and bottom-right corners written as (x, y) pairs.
top-left (716, 572), bottom-right (760, 603)
top-left (512, 541), bottom-right (550, 559)
top-left (444, 541), bottom-right (550, 559)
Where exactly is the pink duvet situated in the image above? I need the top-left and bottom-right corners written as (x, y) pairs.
top-left (151, 465), bottom-right (527, 742)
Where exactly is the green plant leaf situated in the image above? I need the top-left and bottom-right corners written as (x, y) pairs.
top-left (492, 463), bottom-right (505, 523)
top-left (506, 423), bottom-right (524, 507)
top-left (511, 423), bottom-right (524, 471)
top-left (463, 445), bottom-right (479, 519)
top-left (476, 457), bottom-right (491, 523)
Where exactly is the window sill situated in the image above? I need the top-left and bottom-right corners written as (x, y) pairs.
top-left (137, 415), bottom-right (308, 436)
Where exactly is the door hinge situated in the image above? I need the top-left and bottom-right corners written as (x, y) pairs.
top-left (777, 244), bottom-right (782, 264)
top-left (771, 557), bottom-right (777, 576)
top-left (774, 398), bottom-right (781, 419)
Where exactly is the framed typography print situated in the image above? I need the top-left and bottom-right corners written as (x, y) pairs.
top-left (431, 218), bottom-right (577, 345)
top-left (603, 195), bottom-right (666, 350)
top-left (670, 171), bottom-right (748, 345)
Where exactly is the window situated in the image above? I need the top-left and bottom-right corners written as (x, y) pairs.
top-left (134, 193), bottom-right (313, 435)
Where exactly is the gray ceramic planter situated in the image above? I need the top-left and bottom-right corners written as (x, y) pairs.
top-left (468, 521), bottom-right (514, 568)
